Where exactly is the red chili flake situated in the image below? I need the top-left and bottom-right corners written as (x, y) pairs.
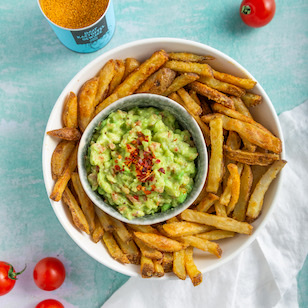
top-left (114, 165), bottom-right (121, 172)
top-left (155, 159), bottom-right (161, 164)
top-left (174, 148), bottom-right (178, 152)
top-left (115, 159), bottom-right (118, 163)
top-left (144, 190), bottom-right (151, 195)
top-left (174, 138), bottom-right (177, 141)
top-left (133, 195), bottom-right (139, 201)
top-left (158, 168), bottom-right (165, 174)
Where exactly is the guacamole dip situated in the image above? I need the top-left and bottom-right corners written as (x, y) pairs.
top-left (86, 107), bottom-right (198, 220)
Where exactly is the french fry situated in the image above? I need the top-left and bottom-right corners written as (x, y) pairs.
top-left (212, 69), bottom-right (256, 90)
top-left (198, 76), bottom-right (246, 97)
top-left (62, 187), bottom-right (90, 234)
top-left (199, 96), bottom-right (212, 114)
top-left (134, 237), bottom-right (163, 260)
top-left (201, 114), bottom-right (282, 154)
top-left (189, 81), bottom-right (234, 109)
top-left (226, 163), bottom-right (241, 215)
top-left (166, 216), bottom-right (180, 224)
top-left (233, 164), bottom-right (253, 221)
top-left (95, 50), bottom-right (169, 114)
top-left (163, 73), bottom-right (199, 96)
top-left (136, 67), bottom-right (176, 95)
top-left (107, 59), bottom-right (126, 96)
top-left (231, 96), bottom-right (252, 118)
top-left (102, 231), bottom-right (130, 264)
top-left (92, 215), bottom-right (104, 243)
top-left (241, 92), bottom-right (262, 107)
top-left (162, 221), bottom-right (213, 237)
top-left (78, 77), bottom-right (99, 132)
top-left (173, 249), bottom-right (186, 280)
top-left (62, 92), bottom-right (78, 128)
top-left (165, 60), bottom-right (213, 77)
top-left (181, 209), bottom-right (253, 235)
top-left (94, 59), bottom-right (117, 106)
top-left (47, 127), bottom-right (81, 141)
top-left (178, 235), bottom-right (222, 258)
top-left (109, 216), bottom-right (132, 243)
top-left (161, 252), bottom-right (173, 272)
top-left (113, 232), bottom-right (140, 265)
top-left (127, 224), bottom-right (160, 234)
top-left (177, 88), bottom-right (203, 116)
top-left (168, 92), bottom-right (185, 107)
top-left (195, 193), bottom-right (219, 212)
top-left (134, 232), bottom-right (186, 252)
top-left (94, 206), bottom-right (114, 232)
top-left (123, 57), bottom-right (140, 79)
top-left (153, 259), bottom-right (165, 277)
top-left (189, 90), bottom-right (201, 105)
top-left (168, 52), bottom-right (215, 63)
top-left (50, 144), bottom-right (78, 201)
top-left (184, 247), bottom-right (202, 286)
top-left (51, 140), bottom-right (75, 180)
top-left (224, 146), bottom-right (280, 166)
top-left (214, 201), bottom-right (227, 217)
top-left (140, 255), bottom-right (155, 278)
top-left (192, 115), bottom-right (211, 145)
top-left (71, 172), bottom-right (95, 233)
top-left (246, 160), bottom-right (287, 222)
top-left (206, 116), bottom-right (224, 193)
top-left (226, 131), bottom-right (242, 151)
top-left (197, 230), bottom-right (235, 241)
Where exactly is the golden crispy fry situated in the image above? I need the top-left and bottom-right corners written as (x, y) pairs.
top-left (165, 60), bottom-right (213, 77)
top-left (163, 73), bottom-right (199, 96)
top-left (107, 59), bottom-right (126, 96)
top-left (189, 90), bottom-right (201, 105)
top-left (179, 235), bottom-right (222, 258)
top-left (212, 69), bottom-right (256, 90)
top-left (214, 201), bottom-right (227, 217)
top-left (206, 116), bottom-right (224, 193)
top-left (233, 164), bottom-right (253, 221)
top-left (95, 50), bottom-right (169, 114)
top-left (51, 140), bottom-right (75, 180)
top-left (246, 160), bottom-right (287, 222)
top-left (134, 237), bottom-right (163, 260)
top-left (197, 230), bottom-right (235, 241)
top-left (140, 255), bottom-right (155, 278)
top-left (168, 52), bottom-right (215, 63)
top-left (199, 76), bottom-right (246, 97)
top-left (226, 163), bottom-right (241, 215)
top-left (109, 216), bottom-right (132, 243)
top-left (173, 249), bottom-right (186, 280)
top-left (166, 216), bottom-right (180, 224)
top-left (136, 67), bottom-right (176, 95)
top-left (231, 96), bottom-right (252, 118)
top-left (201, 114), bottom-right (282, 154)
top-left (71, 172), bottom-right (95, 233)
top-left (94, 206), bottom-right (114, 232)
top-left (226, 131), bottom-right (242, 150)
top-left (199, 96), bottom-right (212, 114)
top-left (94, 59), bottom-right (117, 106)
top-left (127, 224), bottom-right (160, 234)
top-left (62, 187), bottom-right (90, 234)
top-left (162, 221), bottom-right (213, 237)
top-left (123, 57), bottom-right (140, 80)
top-left (195, 193), bottom-right (219, 212)
top-left (153, 259), bottom-right (165, 277)
top-left (113, 232), bottom-right (140, 265)
top-left (192, 115), bottom-right (211, 146)
top-left (181, 209), bottom-right (253, 235)
top-left (168, 92), bottom-right (185, 107)
top-left (241, 92), bottom-right (262, 107)
top-left (78, 77), bottom-right (99, 132)
top-left (102, 231), bottom-right (130, 264)
top-left (189, 81), bottom-right (234, 109)
top-left (92, 215), bottom-right (104, 243)
top-left (184, 247), bottom-right (202, 286)
top-left (177, 88), bottom-right (203, 116)
top-left (47, 127), bottom-right (81, 141)
top-left (50, 144), bottom-right (78, 201)
top-left (134, 232), bottom-right (186, 252)
top-left (62, 92), bottom-right (78, 128)
top-left (161, 252), bottom-right (173, 272)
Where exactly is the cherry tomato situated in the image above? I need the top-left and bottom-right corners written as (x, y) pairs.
top-left (35, 299), bottom-right (64, 308)
top-left (0, 261), bottom-right (26, 296)
top-left (33, 257), bottom-right (65, 291)
top-left (240, 0), bottom-right (276, 28)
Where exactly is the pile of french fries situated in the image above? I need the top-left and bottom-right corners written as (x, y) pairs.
top-left (47, 49), bottom-right (286, 286)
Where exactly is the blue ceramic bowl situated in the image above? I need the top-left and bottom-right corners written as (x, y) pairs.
top-left (78, 93), bottom-right (208, 224)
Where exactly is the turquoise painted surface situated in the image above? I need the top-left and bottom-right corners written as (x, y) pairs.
top-left (0, 0), bottom-right (307, 307)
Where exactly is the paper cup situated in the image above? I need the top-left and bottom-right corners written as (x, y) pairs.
top-left (38, 0), bottom-right (115, 53)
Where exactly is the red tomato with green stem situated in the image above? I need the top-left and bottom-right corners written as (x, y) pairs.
top-left (33, 257), bottom-right (65, 291)
top-left (240, 0), bottom-right (276, 28)
top-left (0, 261), bottom-right (26, 296)
top-left (36, 299), bottom-right (64, 308)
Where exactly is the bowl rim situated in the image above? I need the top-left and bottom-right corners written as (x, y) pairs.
top-left (42, 37), bottom-right (285, 277)
top-left (77, 93), bottom-right (208, 224)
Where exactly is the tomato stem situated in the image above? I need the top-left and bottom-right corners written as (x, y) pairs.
top-left (241, 5), bottom-right (251, 15)
top-left (7, 263), bottom-right (27, 280)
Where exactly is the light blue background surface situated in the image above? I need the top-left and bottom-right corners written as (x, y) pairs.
top-left (0, 0), bottom-right (307, 307)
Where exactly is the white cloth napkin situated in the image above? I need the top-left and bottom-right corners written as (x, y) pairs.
top-left (102, 101), bottom-right (308, 308)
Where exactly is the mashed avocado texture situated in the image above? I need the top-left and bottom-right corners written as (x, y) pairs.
top-left (86, 107), bottom-right (198, 220)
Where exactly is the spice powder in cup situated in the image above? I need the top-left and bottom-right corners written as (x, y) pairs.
top-left (38, 0), bottom-right (115, 53)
